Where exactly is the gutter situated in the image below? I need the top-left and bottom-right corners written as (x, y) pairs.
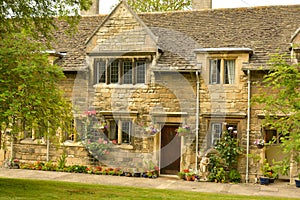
top-left (246, 70), bottom-right (251, 183)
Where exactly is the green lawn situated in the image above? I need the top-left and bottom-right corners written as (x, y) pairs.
top-left (0, 178), bottom-right (297, 200)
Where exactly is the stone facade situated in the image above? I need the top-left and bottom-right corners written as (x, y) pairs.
top-left (4, 2), bottom-right (300, 182)
top-left (3, 141), bottom-right (91, 166)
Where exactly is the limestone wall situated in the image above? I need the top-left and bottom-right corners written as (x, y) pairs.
top-left (86, 3), bottom-right (157, 54)
top-left (3, 141), bottom-right (91, 166)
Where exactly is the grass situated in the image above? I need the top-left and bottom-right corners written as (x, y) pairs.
top-left (0, 178), bottom-right (298, 200)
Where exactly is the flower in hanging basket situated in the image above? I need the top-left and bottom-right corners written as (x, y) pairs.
top-left (254, 139), bottom-right (265, 148)
top-left (145, 125), bottom-right (158, 135)
top-left (176, 125), bottom-right (191, 136)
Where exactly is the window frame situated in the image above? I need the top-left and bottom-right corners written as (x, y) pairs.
top-left (207, 121), bottom-right (239, 148)
top-left (123, 60), bottom-right (133, 84)
top-left (209, 59), bottom-right (221, 84)
top-left (136, 61), bottom-right (146, 84)
top-left (94, 58), bottom-right (147, 85)
top-left (264, 128), bottom-right (284, 145)
top-left (94, 59), bottom-right (106, 84)
top-left (108, 119), bottom-right (133, 145)
top-left (210, 122), bottom-right (222, 147)
top-left (209, 58), bottom-right (236, 85)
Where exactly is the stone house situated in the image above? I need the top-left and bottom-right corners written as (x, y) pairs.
top-left (6, 1), bottom-right (300, 182)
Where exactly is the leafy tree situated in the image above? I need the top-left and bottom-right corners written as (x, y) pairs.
top-left (0, 0), bottom-right (92, 39)
top-left (125, 0), bottom-right (192, 12)
top-left (0, 33), bottom-right (73, 140)
top-left (254, 54), bottom-right (300, 174)
top-left (0, 0), bottom-right (92, 142)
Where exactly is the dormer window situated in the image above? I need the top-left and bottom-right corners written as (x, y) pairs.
top-left (94, 58), bottom-right (147, 85)
top-left (209, 59), bottom-right (236, 84)
top-left (194, 47), bottom-right (253, 86)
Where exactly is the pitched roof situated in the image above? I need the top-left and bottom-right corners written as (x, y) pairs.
top-left (53, 4), bottom-right (300, 71)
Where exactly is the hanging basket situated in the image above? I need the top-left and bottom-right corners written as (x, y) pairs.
top-left (256, 144), bottom-right (264, 149)
top-left (176, 126), bottom-right (190, 137)
top-left (177, 131), bottom-right (189, 137)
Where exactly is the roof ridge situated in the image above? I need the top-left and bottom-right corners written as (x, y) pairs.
top-left (137, 4), bottom-right (300, 16)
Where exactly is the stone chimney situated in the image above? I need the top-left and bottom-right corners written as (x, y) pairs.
top-left (193, 0), bottom-right (212, 10)
top-left (81, 0), bottom-right (100, 15)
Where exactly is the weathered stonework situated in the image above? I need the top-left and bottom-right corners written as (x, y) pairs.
top-left (5, 142), bottom-right (91, 166)
top-left (5, 2), bottom-right (300, 182)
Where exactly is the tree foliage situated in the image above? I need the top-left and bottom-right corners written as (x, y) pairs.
top-left (0, 0), bottom-right (92, 39)
top-left (0, 0), bottom-right (92, 141)
top-left (215, 131), bottom-right (242, 169)
top-left (126, 0), bottom-right (192, 12)
top-left (254, 54), bottom-right (300, 163)
top-left (0, 33), bottom-right (73, 138)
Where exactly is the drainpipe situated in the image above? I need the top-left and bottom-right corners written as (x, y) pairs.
top-left (195, 71), bottom-right (200, 172)
top-left (10, 135), bottom-right (13, 159)
top-left (246, 70), bottom-right (251, 183)
top-left (47, 122), bottom-right (50, 162)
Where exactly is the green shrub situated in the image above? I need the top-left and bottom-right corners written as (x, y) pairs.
top-left (228, 169), bottom-right (241, 183)
top-left (66, 165), bottom-right (88, 173)
top-left (42, 161), bottom-right (56, 171)
top-left (57, 151), bottom-right (67, 170)
top-left (215, 131), bottom-right (243, 169)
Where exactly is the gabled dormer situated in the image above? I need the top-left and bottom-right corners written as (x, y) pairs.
top-left (85, 1), bottom-right (158, 86)
top-left (291, 28), bottom-right (300, 64)
top-left (86, 1), bottom-right (157, 54)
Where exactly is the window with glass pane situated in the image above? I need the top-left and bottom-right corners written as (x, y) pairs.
top-left (224, 60), bottom-right (235, 84)
top-left (136, 61), bottom-right (146, 84)
top-left (209, 59), bottom-right (221, 84)
top-left (95, 60), bottom-right (106, 83)
top-left (225, 123), bottom-right (238, 138)
top-left (121, 121), bottom-right (131, 144)
top-left (123, 61), bottom-right (133, 84)
top-left (211, 123), bottom-right (222, 146)
top-left (265, 129), bottom-right (285, 144)
top-left (110, 61), bottom-right (119, 83)
top-left (109, 120), bottom-right (118, 141)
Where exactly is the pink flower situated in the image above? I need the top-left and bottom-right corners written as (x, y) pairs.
top-left (90, 110), bottom-right (96, 115)
top-left (104, 150), bottom-right (109, 155)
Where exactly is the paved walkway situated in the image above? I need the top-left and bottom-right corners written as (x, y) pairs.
top-left (0, 168), bottom-right (300, 199)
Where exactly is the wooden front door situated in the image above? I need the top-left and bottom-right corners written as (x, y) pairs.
top-left (160, 125), bottom-right (181, 175)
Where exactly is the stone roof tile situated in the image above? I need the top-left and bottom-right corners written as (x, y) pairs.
top-left (53, 5), bottom-right (300, 70)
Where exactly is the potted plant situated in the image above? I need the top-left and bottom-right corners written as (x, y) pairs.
top-left (185, 172), bottom-right (196, 181)
top-left (182, 169), bottom-right (196, 181)
top-left (177, 171), bottom-right (186, 180)
top-left (260, 160), bottom-right (278, 185)
top-left (295, 172), bottom-right (300, 188)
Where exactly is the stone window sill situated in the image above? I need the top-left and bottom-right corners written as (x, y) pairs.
top-left (112, 144), bottom-right (134, 150)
